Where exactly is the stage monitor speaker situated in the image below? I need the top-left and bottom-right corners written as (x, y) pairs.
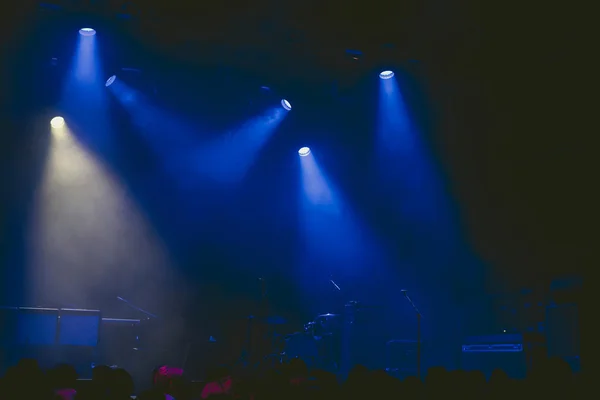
top-left (16, 307), bottom-right (59, 346)
top-left (461, 334), bottom-right (526, 379)
top-left (58, 309), bottom-right (101, 346)
top-left (0, 306), bottom-right (18, 346)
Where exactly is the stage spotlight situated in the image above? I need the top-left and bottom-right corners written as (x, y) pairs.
top-left (379, 70), bottom-right (394, 79)
top-left (79, 28), bottom-right (96, 36)
top-left (105, 75), bottom-right (116, 87)
top-left (281, 99), bottom-right (292, 111)
top-left (298, 147), bottom-right (311, 157)
top-left (50, 116), bottom-right (65, 128)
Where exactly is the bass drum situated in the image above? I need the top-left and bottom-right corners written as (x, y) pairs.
top-left (284, 332), bottom-right (319, 368)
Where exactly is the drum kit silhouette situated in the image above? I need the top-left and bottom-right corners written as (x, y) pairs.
top-left (238, 278), bottom-right (346, 372)
top-left (245, 312), bottom-right (343, 373)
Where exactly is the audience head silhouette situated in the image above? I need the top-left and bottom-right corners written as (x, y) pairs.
top-left (0, 356), bottom-right (578, 400)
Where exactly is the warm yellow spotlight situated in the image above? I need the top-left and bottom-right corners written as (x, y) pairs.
top-left (50, 116), bottom-right (65, 128)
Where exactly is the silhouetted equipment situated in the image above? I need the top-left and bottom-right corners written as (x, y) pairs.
top-left (0, 307), bottom-right (103, 347)
top-left (281, 312), bottom-right (344, 372)
top-left (0, 307), bottom-right (101, 375)
top-left (0, 307), bottom-right (148, 376)
top-left (546, 303), bottom-right (579, 358)
top-left (284, 331), bottom-right (319, 367)
top-left (313, 313), bottom-right (342, 337)
top-left (461, 334), bottom-right (526, 379)
top-left (385, 339), bottom-right (419, 378)
top-left (0, 307), bottom-right (101, 347)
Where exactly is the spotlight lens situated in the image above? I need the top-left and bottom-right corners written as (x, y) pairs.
top-left (298, 147), bottom-right (310, 156)
top-left (379, 70), bottom-right (394, 79)
top-left (281, 99), bottom-right (292, 111)
top-left (79, 28), bottom-right (96, 36)
top-left (105, 75), bottom-right (116, 87)
top-left (50, 116), bottom-right (65, 128)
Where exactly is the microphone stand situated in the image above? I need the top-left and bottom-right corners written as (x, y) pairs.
top-left (115, 296), bottom-right (159, 360)
top-left (116, 296), bottom-right (158, 320)
top-left (330, 279), bottom-right (341, 292)
top-left (401, 290), bottom-right (423, 379)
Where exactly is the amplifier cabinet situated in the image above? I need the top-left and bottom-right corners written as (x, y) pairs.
top-left (1, 307), bottom-right (101, 347)
top-left (16, 307), bottom-right (59, 346)
top-left (58, 308), bottom-right (101, 346)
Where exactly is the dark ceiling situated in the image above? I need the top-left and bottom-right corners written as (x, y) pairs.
top-left (0, 1), bottom-right (587, 293)
top-left (2, 1), bottom-right (468, 84)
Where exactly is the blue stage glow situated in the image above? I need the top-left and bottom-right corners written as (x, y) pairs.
top-left (281, 99), bottom-right (292, 111)
top-left (109, 79), bottom-right (288, 184)
top-left (379, 70), bottom-right (394, 80)
top-left (298, 147), bottom-right (310, 156)
top-left (105, 75), bottom-right (116, 87)
top-left (50, 116), bottom-right (65, 128)
top-left (59, 22), bottom-right (111, 151)
top-left (297, 146), bottom-right (386, 292)
top-left (79, 28), bottom-right (96, 36)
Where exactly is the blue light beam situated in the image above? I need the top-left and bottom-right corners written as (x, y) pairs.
top-left (299, 150), bottom-right (336, 208)
top-left (59, 28), bottom-right (112, 153)
top-left (194, 106), bottom-right (288, 183)
top-left (376, 71), bottom-right (471, 280)
top-left (298, 150), bottom-right (387, 276)
top-left (108, 79), bottom-right (201, 157)
top-left (296, 149), bottom-right (397, 322)
top-left (376, 73), bottom-right (444, 226)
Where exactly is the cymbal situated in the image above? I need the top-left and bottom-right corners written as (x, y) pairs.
top-left (316, 313), bottom-right (339, 318)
